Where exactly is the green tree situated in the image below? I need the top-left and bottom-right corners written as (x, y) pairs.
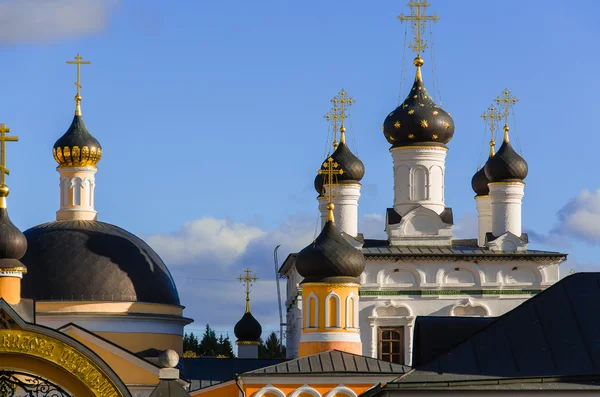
top-left (259, 331), bottom-right (286, 359)
top-left (217, 335), bottom-right (235, 358)
top-left (183, 332), bottom-right (200, 356)
top-left (199, 324), bottom-right (219, 356)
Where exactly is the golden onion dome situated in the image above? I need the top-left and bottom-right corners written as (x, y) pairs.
top-left (52, 112), bottom-right (102, 168)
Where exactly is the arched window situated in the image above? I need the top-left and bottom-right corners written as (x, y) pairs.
top-left (306, 293), bottom-right (318, 328)
top-left (72, 177), bottom-right (82, 206)
top-left (61, 178), bottom-right (69, 206)
top-left (412, 167), bottom-right (426, 201)
top-left (325, 292), bottom-right (340, 328)
top-left (346, 294), bottom-right (357, 328)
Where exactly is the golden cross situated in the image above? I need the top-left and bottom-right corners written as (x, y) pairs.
top-left (318, 157), bottom-right (344, 221)
top-left (398, 0), bottom-right (439, 55)
top-left (66, 54), bottom-right (91, 96)
top-left (481, 105), bottom-right (502, 156)
top-left (238, 268), bottom-right (258, 312)
top-left (324, 105), bottom-right (341, 148)
top-left (331, 89), bottom-right (354, 144)
top-left (0, 124), bottom-right (18, 187)
top-left (494, 88), bottom-right (518, 125)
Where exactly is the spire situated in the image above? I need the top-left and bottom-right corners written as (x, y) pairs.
top-left (66, 54), bottom-right (91, 116)
top-left (317, 157), bottom-right (343, 223)
top-left (481, 104), bottom-right (502, 158)
top-left (397, 0), bottom-right (439, 56)
top-left (494, 88), bottom-right (519, 143)
top-left (0, 124), bottom-right (18, 209)
top-left (238, 268), bottom-right (257, 313)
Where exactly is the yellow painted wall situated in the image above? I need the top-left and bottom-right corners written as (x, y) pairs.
top-left (0, 276), bottom-right (21, 304)
top-left (36, 301), bottom-right (183, 316)
top-left (302, 283), bottom-right (359, 333)
top-left (190, 381), bottom-right (237, 397)
top-left (96, 331), bottom-right (183, 355)
top-left (69, 333), bottom-right (159, 386)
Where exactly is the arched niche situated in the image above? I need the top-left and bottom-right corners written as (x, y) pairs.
top-left (325, 385), bottom-right (358, 397)
top-left (374, 305), bottom-right (411, 318)
top-left (290, 385), bottom-right (321, 397)
top-left (450, 303), bottom-right (488, 317)
top-left (255, 385), bottom-right (286, 397)
top-left (504, 267), bottom-right (537, 284)
top-left (385, 270), bottom-right (417, 287)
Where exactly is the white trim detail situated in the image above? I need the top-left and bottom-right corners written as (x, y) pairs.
top-left (300, 331), bottom-right (361, 343)
top-left (305, 292), bottom-right (319, 328)
top-left (325, 292), bottom-right (341, 328)
top-left (255, 384), bottom-right (286, 397)
top-left (290, 385), bottom-right (321, 397)
top-left (325, 385), bottom-right (358, 397)
top-left (37, 314), bottom-right (187, 335)
top-left (345, 293), bottom-right (357, 328)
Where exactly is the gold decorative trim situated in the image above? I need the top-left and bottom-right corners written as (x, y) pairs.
top-left (390, 145), bottom-right (448, 152)
top-left (54, 146), bottom-right (102, 168)
top-left (301, 282), bottom-right (360, 288)
top-left (0, 267), bottom-right (26, 274)
top-left (488, 181), bottom-right (526, 186)
top-left (0, 330), bottom-right (123, 397)
top-left (236, 341), bottom-right (261, 345)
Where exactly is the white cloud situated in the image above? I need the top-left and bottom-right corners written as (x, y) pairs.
top-left (0, 0), bottom-right (119, 43)
top-left (144, 217), bottom-right (266, 267)
top-left (453, 212), bottom-right (478, 239)
top-left (552, 189), bottom-right (600, 244)
top-left (361, 213), bottom-right (386, 239)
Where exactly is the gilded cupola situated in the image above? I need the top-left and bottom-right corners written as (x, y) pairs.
top-left (382, 56), bottom-right (454, 148)
top-left (53, 54), bottom-right (102, 168)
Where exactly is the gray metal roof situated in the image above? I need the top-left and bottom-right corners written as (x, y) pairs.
top-left (243, 350), bottom-right (410, 376)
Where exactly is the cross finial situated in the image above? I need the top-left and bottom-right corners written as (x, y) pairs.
top-left (324, 105), bottom-right (341, 148)
top-left (398, 0), bottom-right (439, 55)
top-left (494, 88), bottom-right (518, 142)
top-left (318, 157), bottom-right (344, 222)
top-left (238, 268), bottom-right (258, 313)
top-left (481, 105), bottom-right (502, 157)
top-left (0, 123), bottom-right (18, 208)
top-left (66, 54), bottom-right (91, 116)
top-left (331, 89), bottom-right (354, 145)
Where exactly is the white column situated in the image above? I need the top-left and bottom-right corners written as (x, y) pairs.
top-left (322, 184), bottom-right (361, 237)
top-left (237, 344), bottom-right (259, 359)
top-left (318, 195), bottom-right (328, 229)
top-left (391, 146), bottom-right (447, 216)
top-left (475, 195), bottom-right (492, 247)
top-left (56, 166), bottom-right (98, 221)
top-left (489, 182), bottom-right (525, 237)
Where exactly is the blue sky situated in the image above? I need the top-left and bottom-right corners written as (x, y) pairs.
top-left (1, 0), bottom-right (599, 341)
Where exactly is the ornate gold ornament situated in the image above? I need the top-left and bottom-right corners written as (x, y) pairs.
top-left (432, 110), bottom-right (439, 115)
top-left (432, 134), bottom-right (438, 140)
top-left (420, 120), bottom-right (428, 128)
top-left (408, 109), bottom-right (415, 115)
top-left (0, 123), bottom-right (18, 208)
top-left (481, 104), bottom-right (502, 156)
top-left (238, 268), bottom-right (257, 313)
top-left (444, 122), bottom-right (450, 129)
top-left (408, 134), bottom-right (415, 139)
top-left (494, 88), bottom-right (519, 142)
top-left (66, 54), bottom-right (91, 116)
top-left (394, 121), bottom-right (401, 129)
top-left (397, 0), bottom-right (439, 55)
top-left (318, 157), bottom-right (344, 222)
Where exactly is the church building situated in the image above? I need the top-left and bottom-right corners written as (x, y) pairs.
top-left (280, 0), bottom-right (567, 364)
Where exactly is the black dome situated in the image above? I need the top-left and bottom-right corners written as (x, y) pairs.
top-left (21, 220), bottom-right (180, 305)
top-left (314, 141), bottom-right (365, 194)
top-left (53, 115), bottom-right (102, 167)
top-left (383, 58), bottom-right (454, 148)
top-left (296, 220), bottom-right (365, 283)
top-left (234, 311), bottom-right (262, 342)
top-left (0, 208), bottom-right (27, 269)
top-left (471, 160), bottom-right (491, 196)
top-left (484, 140), bottom-right (528, 182)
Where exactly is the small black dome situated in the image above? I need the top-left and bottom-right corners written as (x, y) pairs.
top-left (383, 58), bottom-right (454, 148)
top-left (471, 155), bottom-right (492, 196)
top-left (53, 115), bottom-right (102, 168)
top-left (234, 311), bottom-right (262, 342)
top-left (296, 220), bottom-right (365, 283)
top-left (0, 208), bottom-right (27, 269)
top-left (484, 140), bottom-right (528, 182)
top-left (314, 141), bottom-right (365, 194)
top-left (21, 220), bottom-right (180, 305)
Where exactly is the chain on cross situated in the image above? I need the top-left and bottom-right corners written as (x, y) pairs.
top-left (398, 0), bottom-right (439, 55)
top-left (238, 268), bottom-right (258, 312)
top-left (0, 123), bottom-right (18, 188)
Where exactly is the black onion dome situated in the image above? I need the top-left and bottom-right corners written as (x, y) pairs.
top-left (471, 162), bottom-right (491, 196)
top-left (383, 58), bottom-right (455, 148)
top-left (296, 220), bottom-right (365, 283)
top-left (21, 220), bottom-right (180, 305)
top-left (484, 140), bottom-right (528, 182)
top-left (234, 311), bottom-right (262, 342)
top-left (53, 115), bottom-right (102, 168)
top-left (0, 208), bottom-right (27, 268)
top-left (313, 141), bottom-right (365, 194)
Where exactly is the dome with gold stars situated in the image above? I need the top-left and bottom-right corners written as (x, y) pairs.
top-left (53, 114), bottom-right (102, 168)
top-left (382, 57), bottom-right (454, 148)
top-left (313, 136), bottom-right (365, 195)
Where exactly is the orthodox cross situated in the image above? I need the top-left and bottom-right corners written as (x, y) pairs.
top-left (494, 89), bottom-right (518, 141)
top-left (0, 124), bottom-right (18, 187)
top-left (238, 268), bottom-right (258, 312)
top-left (66, 54), bottom-right (91, 115)
top-left (398, 0), bottom-right (439, 55)
top-left (324, 105), bottom-right (340, 148)
top-left (318, 157), bottom-right (344, 221)
top-left (332, 89), bottom-right (354, 140)
top-left (480, 105), bottom-right (502, 156)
